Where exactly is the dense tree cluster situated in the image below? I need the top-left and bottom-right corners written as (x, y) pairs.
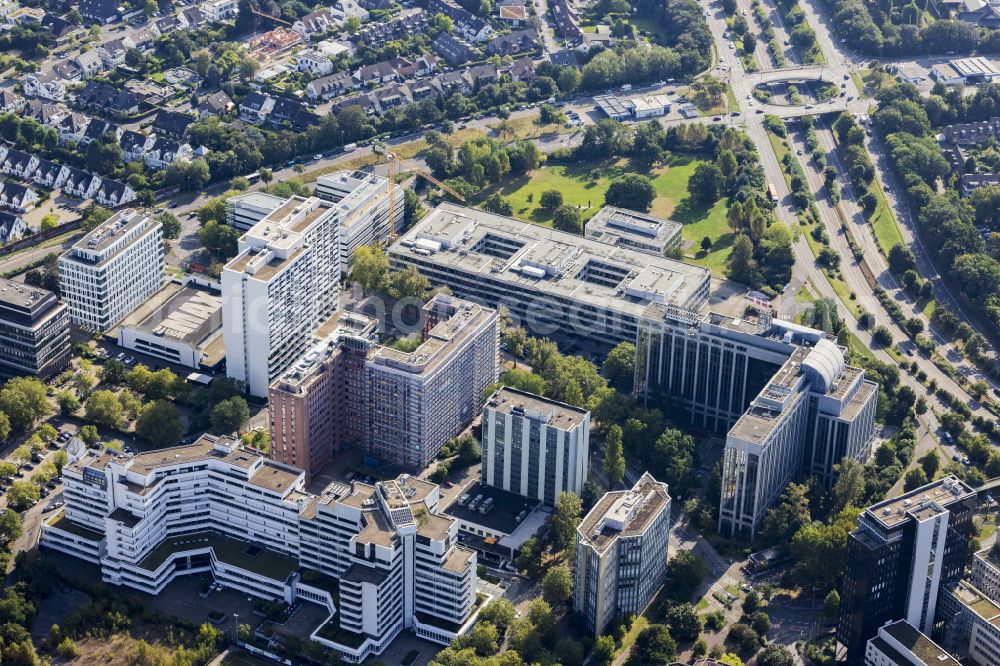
top-left (874, 83), bottom-right (1000, 332)
top-left (822, 0), bottom-right (1000, 56)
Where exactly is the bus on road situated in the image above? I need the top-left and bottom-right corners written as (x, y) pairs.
top-left (767, 183), bottom-right (778, 203)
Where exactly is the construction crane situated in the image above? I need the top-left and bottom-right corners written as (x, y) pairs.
top-left (372, 141), bottom-right (465, 235)
top-left (248, 2), bottom-right (291, 26)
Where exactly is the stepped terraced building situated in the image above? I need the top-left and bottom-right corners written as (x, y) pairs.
top-left (41, 434), bottom-right (482, 663)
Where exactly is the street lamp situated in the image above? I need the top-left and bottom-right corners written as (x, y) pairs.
top-left (233, 613), bottom-right (240, 646)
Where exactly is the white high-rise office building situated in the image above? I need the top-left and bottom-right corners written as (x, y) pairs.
top-left (574, 472), bottom-right (671, 636)
top-left (481, 387), bottom-right (590, 505)
top-left (222, 196), bottom-right (341, 397)
top-left (59, 209), bottom-right (164, 331)
top-left (41, 434), bottom-right (482, 664)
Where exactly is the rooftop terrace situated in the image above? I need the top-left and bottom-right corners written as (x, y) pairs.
top-left (138, 530), bottom-right (299, 581)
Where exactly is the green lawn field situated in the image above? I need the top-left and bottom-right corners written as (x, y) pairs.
top-left (487, 155), bottom-right (733, 275)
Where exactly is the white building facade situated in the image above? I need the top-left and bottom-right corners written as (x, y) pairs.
top-left (41, 435), bottom-right (482, 663)
top-left (481, 387), bottom-right (590, 505)
top-left (222, 196), bottom-right (341, 397)
top-left (58, 210), bottom-right (164, 331)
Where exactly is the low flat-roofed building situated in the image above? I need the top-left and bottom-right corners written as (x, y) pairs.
top-left (441, 480), bottom-right (546, 564)
top-left (938, 579), bottom-right (1000, 666)
top-left (584, 206), bottom-right (682, 256)
top-left (594, 94), bottom-right (631, 120)
top-left (629, 94), bottom-right (672, 119)
top-left (864, 620), bottom-right (959, 666)
top-left (225, 191), bottom-right (288, 231)
top-left (388, 202), bottom-right (711, 347)
top-left (971, 545), bottom-right (1000, 604)
top-left (949, 56), bottom-right (1000, 82)
top-left (115, 277), bottom-right (224, 370)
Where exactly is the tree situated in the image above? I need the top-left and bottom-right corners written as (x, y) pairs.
top-left (0, 411), bottom-right (8, 443)
top-left (830, 458), bottom-right (866, 515)
top-left (605, 173), bottom-right (656, 211)
top-left (749, 611), bottom-right (771, 636)
top-left (761, 483), bottom-right (811, 543)
top-left (688, 163), bottom-right (723, 202)
top-left (542, 566), bottom-right (574, 605)
top-left (454, 621), bottom-right (498, 656)
top-left (258, 168), bottom-right (273, 187)
top-left (344, 15), bottom-right (361, 34)
top-left (212, 396), bottom-right (249, 434)
top-left (629, 625), bottom-right (677, 666)
top-left (665, 603), bottom-right (702, 641)
top-left (85, 390), bottom-right (123, 429)
top-left (351, 245), bottom-right (389, 294)
top-left (386, 266), bottom-right (430, 300)
top-left (726, 234), bottom-right (759, 286)
top-left (727, 623), bottom-right (759, 651)
top-left (890, 244), bottom-right (918, 274)
top-left (540, 190), bottom-right (564, 210)
top-left (80, 425), bottom-right (99, 447)
top-left (664, 550), bottom-right (706, 601)
top-left (478, 599), bottom-right (516, 635)
top-left (603, 341), bottom-right (635, 391)
top-left (594, 635), bottom-right (616, 665)
top-left (403, 188), bottom-right (424, 229)
top-left (0, 509), bottom-right (22, 546)
top-left (136, 401), bottom-right (183, 449)
top-left (102, 359), bottom-right (126, 385)
top-left (823, 590), bottom-right (841, 619)
top-left (0, 377), bottom-right (49, 431)
top-left (919, 451), bottom-right (940, 478)
top-left (555, 638), bottom-right (584, 666)
top-left (872, 325), bottom-right (894, 347)
top-left (603, 425), bottom-right (626, 488)
top-left (482, 193), bottom-right (513, 216)
top-left (552, 205), bottom-right (583, 234)
top-left (432, 12), bottom-right (454, 34)
top-left (757, 644), bottom-right (794, 666)
top-left (0, 462), bottom-right (15, 483)
top-left (904, 467), bottom-right (929, 491)
top-left (7, 481), bottom-right (39, 511)
top-left (552, 491), bottom-right (583, 552)
top-left (157, 213), bottom-right (181, 240)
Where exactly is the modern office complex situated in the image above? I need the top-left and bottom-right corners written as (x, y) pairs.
top-left (838, 476), bottom-right (977, 664)
top-left (365, 294), bottom-right (499, 467)
top-left (481, 387), bottom-right (590, 505)
top-left (864, 620), bottom-right (959, 666)
top-left (269, 310), bottom-right (378, 479)
top-left (226, 191), bottom-right (289, 232)
top-left (59, 209), bottom-right (164, 331)
top-left (574, 472), bottom-right (671, 636)
top-left (222, 196), bottom-right (341, 397)
top-left (388, 202), bottom-right (711, 346)
top-left (715, 337), bottom-right (877, 538)
top-left (116, 277), bottom-right (224, 370)
top-left (315, 170), bottom-right (402, 270)
top-left (41, 434), bottom-right (482, 663)
top-left (0, 278), bottom-right (70, 379)
top-left (583, 206), bottom-right (682, 256)
top-left (392, 203), bottom-right (878, 539)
